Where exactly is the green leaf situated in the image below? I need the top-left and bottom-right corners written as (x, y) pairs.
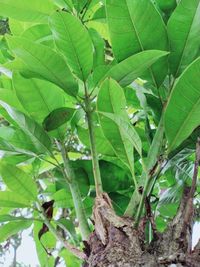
top-left (22, 24), bottom-right (54, 47)
top-left (0, 191), bottom-right (31, 208)
top-left (7, 36), bottom-right (78, 97)
top-left (94, 50), bottom-right (169, 89)
top-left (53, 189), bottom-right (74, 208)
top-left (43, 107), bottom-right (75, 131)
top-left (0, 136), bottom-right (36, 156)
top-left (0, 0), bottom-right (54, 22)
top-left (13, 73), bottom-right (66, 124)
top-left (167, 0), bottom-right (200, 77)
top-left (164, 57), bottom-right (200, 152)
top-left (40, 232), bottom-right (56, 249)
top-left (60, 249), bottom-right (81, 267)
top-left (77, 125), bottom-right (116, 157)
top-left (0, 215), bottom-right (32, 223)
top-left (0, 126), bottom-right (41, 155)
top-left (89, 28), bottom-right (105, 68)
top-left (0, 162), bottom-right (38, 201)
top-left (0, 88), bottom-right (25, 113)
top-left (0, 221), bottom-right (32, 243)
top-left (99, 160), bottom-right (132, 193)
top-left (97, 78), bottom-right (135, 172)
top-left (49, 11), bottom-right (93, 81)
top-left (33, 220), bottom-right (55, 267)
top-left (99, 112), bottom-right (142, 156)
top-left (54, 0), bottom-right (73, 10)
top-left (106, 0), bottom-right (168, 86)
top-left (0, 101), bottom-right (52, 155)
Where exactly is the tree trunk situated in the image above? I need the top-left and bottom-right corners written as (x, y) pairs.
top-left (83, 190), bottom-right (200, 267)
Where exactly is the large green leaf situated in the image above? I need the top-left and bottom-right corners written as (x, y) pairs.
top-left (93, 50), bottom-right (168, 89)
top-left (33, 220), bottom-right (55, 267)
top-left (0, 191), bottom-right (31, 208)
top-left (0, 221), bottom-right (32, 243)
top-left (89, 28), bottom-right (105, 68)
top-left (0, 162), bottom-right (38, 201)
top-left (0, 88), bottom-right (25, 112)
top-left (99, 112), bottom-right (142, 156)
top-left (77, 125), bottom-right (116, 157)
top-left (0, 126), bottom-right (41, 155)
top-left (0, 0), bottom-right (54, 22)
top-left (0, 136), bottom-right (36, 156)
top-left (164, 57), bottom-right (200, 152)
top-left (106, 0), bottom-right (168, 86)
top-left (49, 11), bottom-right (93, 81)
top-left (7, 37), bottom-right (78, 97)
top-left (13, 73), bottom-right (66, 124)
top-left (43, 107), bottom-right (75, 131)
top-left (97, 78), bottom-right (135, 173)
top-left (0, 101), bottom-right (52, 155)
top-left (167, 0), bottom-right (200, 77)
top-left (0, 215), bottom-right (32, 223)
top-left (22, 24), bottom-right (54, 47)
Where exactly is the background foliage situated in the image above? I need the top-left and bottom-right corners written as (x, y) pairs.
top-left (0, 0), bottom-right (200, 266)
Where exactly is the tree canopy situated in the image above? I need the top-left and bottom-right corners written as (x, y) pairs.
top-left (0, 0), bottom-right (200, 266)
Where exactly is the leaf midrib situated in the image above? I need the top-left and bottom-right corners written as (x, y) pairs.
top-left (14, 39), bottom-right (68, 90)
top-left (168, 86), bottom-right (200, 151)
top-left (172, 1), bottom-right (200, 77)
top-left (58, 12), bottom-right (85, 81)
top-left (2, 166), bottom-right (36, 200)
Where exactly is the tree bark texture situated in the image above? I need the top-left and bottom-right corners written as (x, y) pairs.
top-left (83, 139), bottom-right (200, 267)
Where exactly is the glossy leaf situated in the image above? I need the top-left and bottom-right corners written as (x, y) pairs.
top-left (0, 126), bottom-right (41, 155)
top-left (49, 11), bottom-right (93, 81)
top-left (106, 0), bottom-right (168, 86)
top-left (0, 161), bottom-right (38, 201)
top-left (0, 136), bottom-right (36, 156)
top-left (97, 78), bottom-right (135, 171)
top-left (168, 0), bottom-right (200, 77)
top-left (94, 50), bottom-right (169, 88)
top-left (33, 220), bottom-right (55, 267)
top-left (43, 107), bottom-right (75, 131)
top-left (22, 24), bottom-right (54, 47)
top-left (0, 191), bottom-right (31, 208)
top-left (0, 215), bottom-right (32, 223)
top-left (7, 37), bottom-right (78, 97)
top-left (77, 125), bottom-right (116, 157)
top-left (0, 101), bottom-right (52, 155)
top-left (99, 112), bottom-right (142, 156)
top-left (0, 221), bottom-right (32, 243)
top-left (0, 88), bottom-right (25, 112)
top-left (0, 0), bottom-right (54, 22)
top-left (89, 28), bottom-right (105, 68)
top-left (164, 57), bottom-right (200, 152)
top-left (13, 73), bottom-right (66, 124)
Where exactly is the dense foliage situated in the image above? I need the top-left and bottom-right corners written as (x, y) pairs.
top-left (0, 0), bottom-right (200, 266)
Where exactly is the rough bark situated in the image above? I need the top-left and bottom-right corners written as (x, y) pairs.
top-left (83, 139), bottom-right (200, 267)
top-left (83, 191), bottom-right (200, 267)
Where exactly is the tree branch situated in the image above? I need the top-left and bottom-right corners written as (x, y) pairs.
top-left (37, 202), bottom-right (87, 260)
top-left (56, 140), bottom-right (90, 240)
top-left (84, 83), bottom-right (103, 197)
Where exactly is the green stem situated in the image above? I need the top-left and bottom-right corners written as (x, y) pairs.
top-left (36, 202), bottom-right (86, 260)
top-left (134, 115), bottom-right (164, 227)
top-left (125, 114), bottom-right (164, 222)
top-left (56, 141), bottom-right (90, 240)
top-left (84, 85), bottom-right (103, 196)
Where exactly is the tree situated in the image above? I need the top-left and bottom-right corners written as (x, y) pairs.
top-left (0, 0), bottom-right (200, 266)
